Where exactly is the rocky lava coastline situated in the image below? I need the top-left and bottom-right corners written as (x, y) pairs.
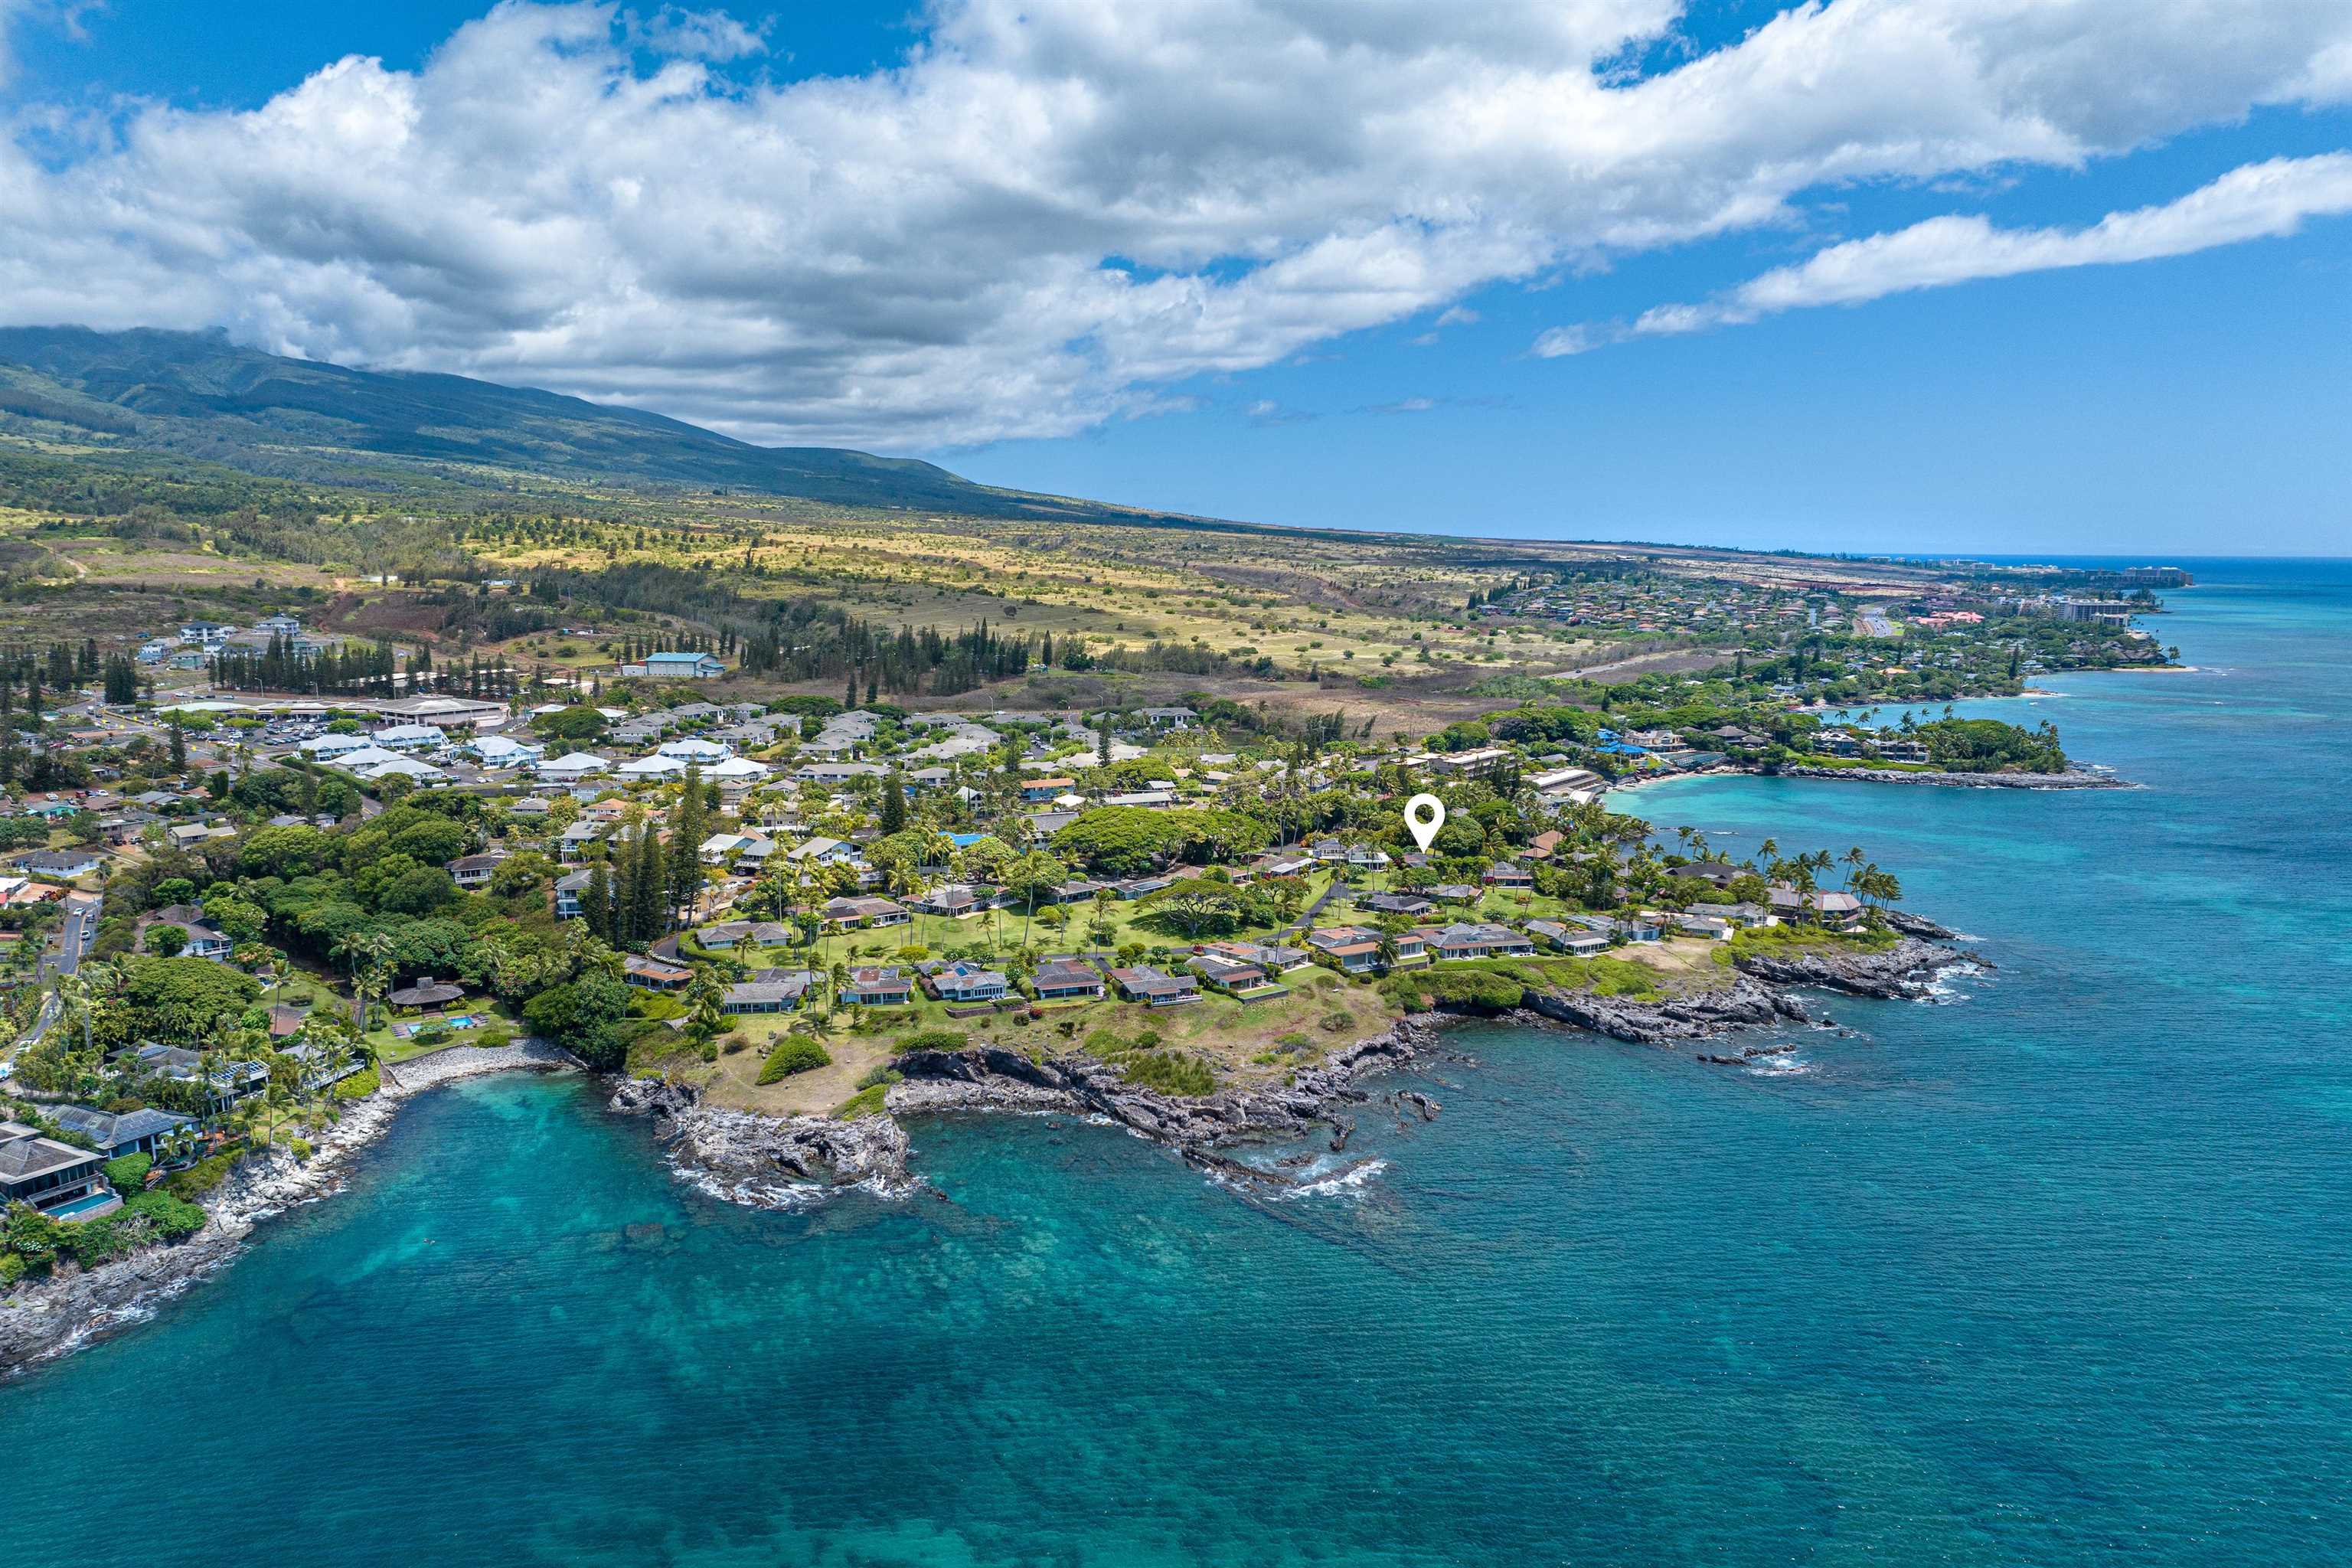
top-left (6, 937), bottom-right (1976, 1373)
top-left (1773, 765), bottom-right (2125, 790)
top-left (619, 933), bottom-right (1978, 1205)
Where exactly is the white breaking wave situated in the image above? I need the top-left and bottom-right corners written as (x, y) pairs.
top-left (1923, 962), bottom-right (1990, 1002)
top-left (1745, 1054), bottom-right (1811, 1077)
top-left (1279, 1158), bottom-right (1390, 1200)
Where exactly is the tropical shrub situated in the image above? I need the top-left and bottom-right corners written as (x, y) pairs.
top-left (757, 1037), bottom-right (833, 1083)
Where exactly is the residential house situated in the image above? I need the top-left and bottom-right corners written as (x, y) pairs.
top-left (1187, 950), bottom-right (1281, 995)
top-left (820, 896), bottom-right (911, 929)
top-left (537, 752), bottom-right (612, 782)
top-left (795, 761), bottom-right (889, 784)
top-left (557, 821), bottom-right (606, 862)
top-left (1021, 777), bottom-right (1076, 802)
top-left (910, 884), bottom-right (993, 918)
top-left (723, 972), bottom-right (815, 1014)
top-left (1107, 965), bottom-right (1200, 1006)
top-left (627, 651), bottom-right (726, 678)
top-left (1481, 862), bottom-right (1535, 890)
top-left (1306, 925), bottom-right (1391, 973)
top-left (0, 1120), bottom-right (112, 1218)
top-left (1362, 891), bottom-right (1434, 917)
top-left (1569, 911), bottom-right (1661, 942)
top-left (449, 852), bottom-right (506, 890)
top-left (1032, 956), bottom-right (1106, 1001)
top-left (469, 735), bottom-right (543, 769)
top-left (705, 758), bottom-right (771, 789)
top-left (1201, 940), bottom-right (1311, 974)
top-left (1769, 887), bottom-right (1866, 930)
top-left (371, 723), bottom-right (448, 750)
top-left (698, 832), bottom-right (754, 867)
top-left (622, 954), bottom-right (692, 991)
top-left (838, 966), bottom-right (914, 1007)
top-left (554, 870), bottom-right (593, 920)
top-left (132, 1044), bottom-right (267, 1102)
top-left (1527, 920), bottom-right (1610, 957)
top-left (356, 756), bottom-right (446, 785)
top-left (657, 737), bottom-right (731, 766)
top-left (49, 1105), bottom-right (195, 1161)
top-left (920, 960), bottom-right (1009, 1003)
top-left (142, 904), bottom-right (234, 959)
top-left (1416, 922), bottom-right (1535, 961)
top-left (21, 848), bottom-right (103, 880)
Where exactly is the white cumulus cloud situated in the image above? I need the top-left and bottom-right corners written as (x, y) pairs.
top-left (1553, 151), bottom-right (2352, 347)
top-left (2, 0), bottom-right (2350, 447)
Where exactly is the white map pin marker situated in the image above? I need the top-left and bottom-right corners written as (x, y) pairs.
top-left (1404, 793), bottom-right (1446, 852)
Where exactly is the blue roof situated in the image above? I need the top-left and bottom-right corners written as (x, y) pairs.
top-left (645, 651), bottom-right (717, 665)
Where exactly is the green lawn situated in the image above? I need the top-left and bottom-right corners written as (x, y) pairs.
top-left (368, 998), bottom-right (524, 1062)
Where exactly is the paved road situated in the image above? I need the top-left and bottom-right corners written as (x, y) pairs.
top-left (1282, 875), bottom-right (1347, 936)
top-left (49, 892), bottom-right (101, 978)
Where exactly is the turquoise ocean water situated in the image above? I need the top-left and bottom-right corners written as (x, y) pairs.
top-left (5, 560), bottom-right (2349, 1566)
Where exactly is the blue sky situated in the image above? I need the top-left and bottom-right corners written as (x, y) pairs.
top-left (5, 2), bottom-right (2349, 556)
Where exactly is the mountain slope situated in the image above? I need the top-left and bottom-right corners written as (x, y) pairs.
top-left (0, 325), bottom-right (1130, 519)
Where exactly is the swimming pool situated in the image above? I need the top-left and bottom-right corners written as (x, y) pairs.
top-left (44, 1190), bottom-right (122, 1221)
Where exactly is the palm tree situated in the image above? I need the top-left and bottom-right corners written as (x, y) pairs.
top-left (354, 952), bottom-right (395, 1035)
top-left (684, 965), bottom-right (728, 1043)
top-left (1007, 850), bottom-right (1067, 952)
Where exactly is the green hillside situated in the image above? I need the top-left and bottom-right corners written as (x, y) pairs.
top-left (0, 325), bottom-right (1127, 520)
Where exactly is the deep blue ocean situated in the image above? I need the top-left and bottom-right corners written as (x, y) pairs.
top-left (6, 560), bottom-right (2349, 1566)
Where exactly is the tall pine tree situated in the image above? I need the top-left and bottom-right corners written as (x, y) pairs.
top-left (667, 770), bottom-right (707, 924)
top-left (631, 825), bottom-right (668, 939)
top-left (609, 848), bottom-right (637, 945)
top-left (585, 861), bottom-right (614, 944)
